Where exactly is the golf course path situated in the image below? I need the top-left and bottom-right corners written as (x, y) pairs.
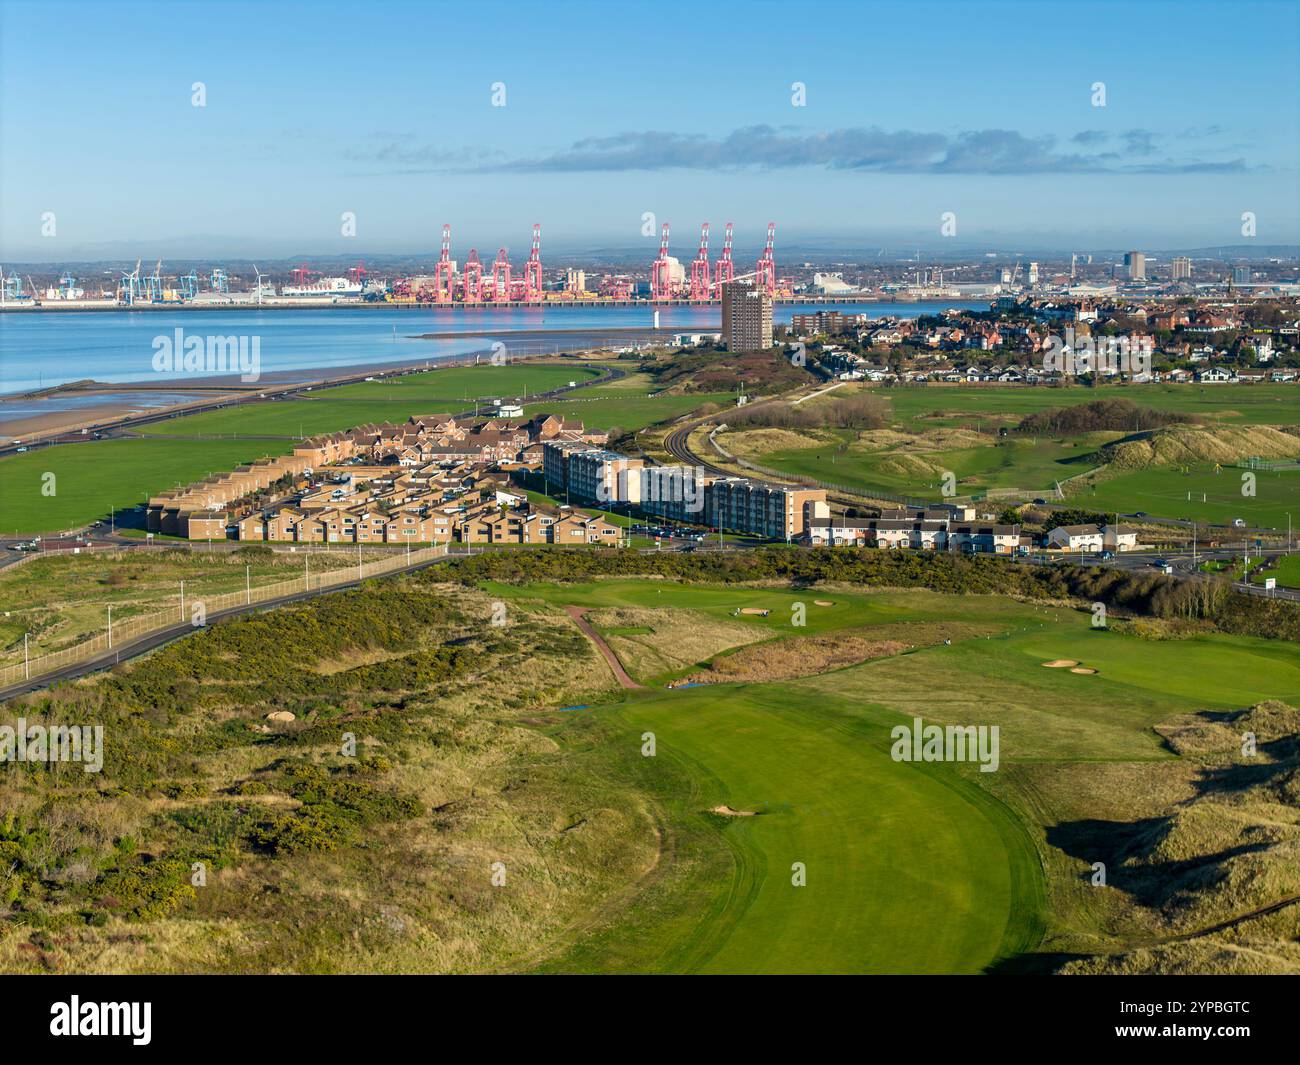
top-left (564, 605), bottom-right (643, 689)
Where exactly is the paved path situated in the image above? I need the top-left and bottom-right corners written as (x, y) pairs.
top-left (563, 605), bottom-right (643, 690)
top-left (0, 549), bottom-right (464, 702)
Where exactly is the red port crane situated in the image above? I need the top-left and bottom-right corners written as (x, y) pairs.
top-left (463, 249), bottom-right (483, 302)
top-left (291, 263), bottom-right (315, 289)
top-left (347, 261), bottom-right (368, 284)
top-left (755, 222), bottom-right (776, 296)
top-left (434, 224), bottom-right (455, 303)
top-left (523, 223), bottom-right (543, 302)
top-left (714, 222), bottom-right (735, 292)
top-left (651, 222), bottom-right (673, 301)
top-left (689, 222), bottom-right (711, 301)
top-left (491, 248), bottom-right (512, 302)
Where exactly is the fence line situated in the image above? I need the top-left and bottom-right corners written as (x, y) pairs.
top-left (0, 543), bottom-right (448, 690)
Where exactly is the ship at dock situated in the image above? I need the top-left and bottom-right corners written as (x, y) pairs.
top-left (280, 276), bottom-right (364, 298)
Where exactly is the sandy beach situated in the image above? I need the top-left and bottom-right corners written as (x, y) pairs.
top-left (0, 348), bottom-right (613, 441)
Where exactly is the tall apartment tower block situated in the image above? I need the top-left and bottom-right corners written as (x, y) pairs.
top-left (721, 280), bottom-right (773, 352)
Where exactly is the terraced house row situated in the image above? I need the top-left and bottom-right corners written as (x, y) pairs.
top-left (147, 412), bottom-right (608, 541)
top-left (802, 507), bottom-right (1025, 553)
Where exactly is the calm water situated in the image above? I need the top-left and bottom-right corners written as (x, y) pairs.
top-left (0, 301), bottom-right (986, 396)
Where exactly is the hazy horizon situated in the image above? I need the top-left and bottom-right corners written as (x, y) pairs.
top-left (2, 0), bottom-right (1298, 263)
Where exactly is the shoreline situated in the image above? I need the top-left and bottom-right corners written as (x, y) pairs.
top-left (0, 325), bottom-right (678, 411)
top-left (0, 295), bottom-right (905, 314)
top-left (0, 348), bottom-right (609, 443)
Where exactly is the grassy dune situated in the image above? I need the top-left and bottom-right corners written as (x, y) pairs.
top-left (887, 384), bottom-right (1300, 430)
top-left (4, 560), bottom-right (1296, 974)
top-left (0, 546), bottom-right (400, 664)
top-left (724, 384), bottom-right (1299, 518)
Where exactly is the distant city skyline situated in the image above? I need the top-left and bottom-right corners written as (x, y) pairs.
top-left (2, 0), bottom-right (1298, 262)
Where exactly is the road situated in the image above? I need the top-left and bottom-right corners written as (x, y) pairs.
top-left (0, 546), bottom-right (472, 701)
top-left (0, 363), bottom-right (624, 544)
top-left (1, 359), bottom-right (622, 458)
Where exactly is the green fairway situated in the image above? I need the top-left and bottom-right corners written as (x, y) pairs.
top-left (520, 390), bottom-right (733, 431)
top-left (804, 620), bottom-right (1300, 762)
top-left (130, 364), bottom-right (726, 438)
top-left (485, 579), bottom-right (1051, 642)
top-left (759, 432), bottom-right (1103, 498)
top-left (885, 383), bottom-right (1300, 430)
top-left (732, 381), bottom-right (1298, 512)
top-left (1070, 463), bottom-right (1300, 529)
top-left (0, 438), bottom-right (291, 534)
top-left (544, 682), bottom-right (1042, 974)
top-left (509, 576), bottom-right (1300, 972)
top-left (137, 363), bottom-right (608, 438)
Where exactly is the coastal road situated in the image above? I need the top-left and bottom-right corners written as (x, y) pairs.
top-left (0, 357), bottom-right (624, 457)
top-left (0, 546), bottom-right (472, 702)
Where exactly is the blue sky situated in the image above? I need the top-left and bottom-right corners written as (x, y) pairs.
top-left (2, 0), bottom-right (1297, 261)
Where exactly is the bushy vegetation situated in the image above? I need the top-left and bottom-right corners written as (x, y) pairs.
top-left (728, 393), bottom-right (889, 431)
top-left (249, 760), bottom-right (423, 856)
top-left (645, 347), bottom-right (814, 395)
top-left (0, 583), bottom-right (472, 934)
top-left (1018, 398), bottom-right (1194, 435)
top-left (439, 546), bottom-right (1298, 642)
top-left (1040, 508), bottom-right (1110, 532)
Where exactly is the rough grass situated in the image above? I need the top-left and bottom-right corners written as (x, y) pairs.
top-left (0, 579), bottom-right (648, 975)
top-left (0, 547), bottom-right (399, 664)
top-left (1057, 701), bottom-right (1300, 975)
top-left (681, 620), bottom-right (1000, 685)
top-left (1106, 424), bottom-right (1300, 470)
top-left (584, 606), bottom-right (764, 682)
top-left (4, 561), bottom-right (1298, 975)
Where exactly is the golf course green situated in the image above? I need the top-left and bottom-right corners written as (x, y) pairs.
top-left (546, 683), bottom-right (1041, 974)
top-left (496, 578), bottom-right (1300, 973)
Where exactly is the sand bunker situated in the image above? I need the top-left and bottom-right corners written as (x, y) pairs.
top-left (814, 600), bottom-right (835, 606)
top-left (711, 805), bottom-right (757, 817)
top-left (739, 607), bottom-right (770, 616)
top-left (1042, 660), bottom-right (1079, 668)
top-left (266, 711), bottom-right (296, 723)
top-left (1070, 667), bottom-right (1098, 675)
